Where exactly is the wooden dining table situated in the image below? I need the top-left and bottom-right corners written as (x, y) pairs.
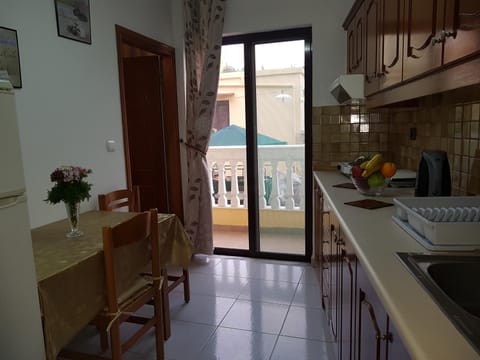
top-left (31, 210), bottom-right (192, 360)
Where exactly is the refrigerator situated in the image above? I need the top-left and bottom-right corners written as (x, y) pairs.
top-left (0, 79), bottom-right (45, 359)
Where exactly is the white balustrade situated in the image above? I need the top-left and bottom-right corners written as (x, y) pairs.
top-left (207, 145), bottom-right (304, 211)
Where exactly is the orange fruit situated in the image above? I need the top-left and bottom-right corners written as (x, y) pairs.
top-left (381, 162), bottom-right (397, 178)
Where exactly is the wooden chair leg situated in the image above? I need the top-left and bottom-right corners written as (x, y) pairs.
top-left (110, 322), bottom-right (122, 360)
top-left (154, 289), bottom-right (165, 360)
top-left (182, 268), bottom-right (190, 303)
top-left (100, 329), bottom-right (109, 352)
top-left (161, 269), bottom-right (171, 340)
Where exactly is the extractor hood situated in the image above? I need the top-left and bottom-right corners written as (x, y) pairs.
top-left (329, 74), bottom-right (365, 104)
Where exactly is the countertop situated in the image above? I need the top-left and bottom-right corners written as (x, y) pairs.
top-left (314, 171), bottom-right (479, 360)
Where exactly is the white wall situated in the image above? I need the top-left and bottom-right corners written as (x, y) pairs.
top-left (0, 0), bottom-right (175, 227)
top-left (221, 0), bottom-right (354, 106)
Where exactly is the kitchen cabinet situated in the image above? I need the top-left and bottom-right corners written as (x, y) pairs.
top-left (345, 0), bottom-right (480, 106)
top-left (347, 2), bottom-right (366, 74)
top-left (364, 0), bottom-right (381, 95)
top-left (378, 0), bottom-right (404, 90)
top-left (357, 261), bottom-right (411, 360)
top-left (403, 0), bottom-right (444, 80)
top-left (315, 181), bottom-right (411, 360)
top-left (443, 0), bottom-right (480, 64)
top-left (364, 0), bottom-right (404, 94)
top-left (404, 0), bottom-right (480, 78)
top-left (339, 235), bottom-right (356, 360)
top-left (356, 261), bottom-right (390, 359)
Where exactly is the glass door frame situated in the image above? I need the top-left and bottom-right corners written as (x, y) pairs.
top-left (213, 27), bottom-right (313, 263)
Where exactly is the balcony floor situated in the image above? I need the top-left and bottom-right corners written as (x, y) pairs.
top-left (213, 228), bottom-right (305, 255)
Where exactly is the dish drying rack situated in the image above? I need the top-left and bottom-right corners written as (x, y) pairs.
top-left (392, 196), bottom-right (480, 251)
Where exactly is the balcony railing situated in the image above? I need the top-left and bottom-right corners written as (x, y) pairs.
top-left (207, 145), bottom-right (305, 211)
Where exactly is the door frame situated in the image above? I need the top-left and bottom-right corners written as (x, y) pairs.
top-left (214, 27), bottom-right (313, 262)
top-left (115, 25), bottom-right (184, 221)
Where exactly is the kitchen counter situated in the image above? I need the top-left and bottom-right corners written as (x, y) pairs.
top-left (314, 171), bottom-right (479, 360)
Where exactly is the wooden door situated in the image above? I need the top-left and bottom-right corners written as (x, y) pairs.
top-left (379, 0), bottom-right (404, 89)
top-left (403, 0), bottom-right (444, 80)
top-left (365, 0), bottom-right (381, 95)
top-left (116, 25), bottom-right (184, 222)
top-left (123, 56), bottom-right (168, 213)
top-left (443, 0), bottom-right (480, 64)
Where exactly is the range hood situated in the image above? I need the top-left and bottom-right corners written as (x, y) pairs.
top-left (329, 74), bottom-right (365, 104)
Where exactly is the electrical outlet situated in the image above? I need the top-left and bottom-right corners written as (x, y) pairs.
top-left (409, 127), bottom-right (417, 140)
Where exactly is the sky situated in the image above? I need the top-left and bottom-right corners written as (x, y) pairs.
top-left (220, 40), bottom-right (305, 72)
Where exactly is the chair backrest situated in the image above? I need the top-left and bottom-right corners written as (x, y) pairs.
top-left (98, 187), bottom-right (140, 212)
top-left (101, 208), bottom-right (160, 312)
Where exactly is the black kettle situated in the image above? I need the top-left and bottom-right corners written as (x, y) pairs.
top-left (415, 150), bottom-right (451, 197)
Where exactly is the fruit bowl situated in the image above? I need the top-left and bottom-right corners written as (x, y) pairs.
top-left (351, 176), bottom-right (387, 196)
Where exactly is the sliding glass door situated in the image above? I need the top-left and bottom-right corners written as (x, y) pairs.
top-left (209, 28), bottom-right (312, 262)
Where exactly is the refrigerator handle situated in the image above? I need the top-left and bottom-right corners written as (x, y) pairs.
top-left (0, 194), bottom-right (26, 209)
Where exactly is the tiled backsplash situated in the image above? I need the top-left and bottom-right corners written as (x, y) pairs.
top-left (312, 86), bottom-right (480, 195)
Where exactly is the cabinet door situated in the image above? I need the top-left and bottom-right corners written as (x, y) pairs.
top-left (339, 245), bottom-right (356, 360)
top-left (347, 6), bottom-right (365, 75)
top-left (443, 0), bottom-right (480, 64)
top-left (356, 263), bottom-right (389, 360)
top-left (403, 0), bottom-right (444, 80)
top-left (379, 0), bottom-right (404, 89)
top-left (365, 0), bottom-right (382, 95)
top-left (347, 22), bottom-right (357, 74)
top-left (385, 316), bottom-right (412, 360)
top-left (330, 215), bottom-right (341, 340)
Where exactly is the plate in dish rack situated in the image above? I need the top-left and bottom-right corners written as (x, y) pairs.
top-left (392, 216), bottom-right (480, 251)
top-left (393, 196), bottom-right (480, 246)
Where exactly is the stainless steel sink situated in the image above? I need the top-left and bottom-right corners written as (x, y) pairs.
top-left (396, 253), bottom-right (480, 355)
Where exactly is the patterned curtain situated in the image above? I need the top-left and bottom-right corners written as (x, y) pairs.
top-left (183, 0), bottom-right (226, 254)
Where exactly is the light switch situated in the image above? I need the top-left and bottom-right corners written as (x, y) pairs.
top-left (106, 140), bottom-right (116, 152)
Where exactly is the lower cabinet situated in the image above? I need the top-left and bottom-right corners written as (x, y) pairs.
top-left (315, 185), bottom-right (411, 360)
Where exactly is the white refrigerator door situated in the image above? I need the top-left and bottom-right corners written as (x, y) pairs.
top-left (0, 84), bottom-right (26, 197)
top-left (0, 196), bottom-right (45, 359)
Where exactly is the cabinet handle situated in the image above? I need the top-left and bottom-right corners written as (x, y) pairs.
top-left (360, 290), bottom-right (381, 339)
top-left (378, 332), bottom-right (393, 342)
top-left (431, 30), bottom-right (456, 46)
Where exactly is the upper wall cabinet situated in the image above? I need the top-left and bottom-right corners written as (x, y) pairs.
top-left (364, 0), bottom-right (381, 94)
top-left (403, 0), bottom-right (444, 80)
top-left (344, 0), bottom-right (480, 106)
top-left (379, 0), bottom-right (404, 90)
top-left (443, 0), bottom-right (480, 64)
top-left (346, 2), bottom-right (365, 74)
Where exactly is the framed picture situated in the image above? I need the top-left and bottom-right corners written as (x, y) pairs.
top-left (0, 26), bottom-right (22, 88)
top-left (54, 0), bottom-right (91, 44)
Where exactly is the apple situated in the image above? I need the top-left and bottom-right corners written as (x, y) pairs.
top-left (351, 165), bottom-right (363, 178)
top-left (368, 172), bottom-right (385, 188)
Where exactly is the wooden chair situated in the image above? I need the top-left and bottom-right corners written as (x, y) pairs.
top-left (98, 188), bottom-right (190, 339)
top-left (98, 187), bottom-right (140, 212)
top-left (59, 209), bottom-right (164, 360)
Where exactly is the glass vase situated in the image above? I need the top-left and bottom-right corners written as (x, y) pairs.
top-left (65, 201), bottom-right (83, 238)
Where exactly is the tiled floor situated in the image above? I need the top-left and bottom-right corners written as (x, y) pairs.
top-left (63, 255), bottom-right (335, 360)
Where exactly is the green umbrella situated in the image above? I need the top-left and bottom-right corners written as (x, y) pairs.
top-left (209, 124), bottom-right (287, 146)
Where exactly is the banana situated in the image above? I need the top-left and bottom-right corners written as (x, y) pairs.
top-left (359, 161), bottom-right (370, 169)
top-left (361, 163), bottom-right (383, 178)
top-left (361, 154), bottom-right (384, 177)
top-left (365, 153), bottom-right (383, 169)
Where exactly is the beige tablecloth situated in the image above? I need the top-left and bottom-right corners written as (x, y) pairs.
top-left (32, 211), bottom-right (192, 360)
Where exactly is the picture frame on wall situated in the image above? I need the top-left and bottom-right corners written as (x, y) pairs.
top-left (0, 26), bottom-right (22, 88)
top-left (54, 0), bottom-right (91, 44)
